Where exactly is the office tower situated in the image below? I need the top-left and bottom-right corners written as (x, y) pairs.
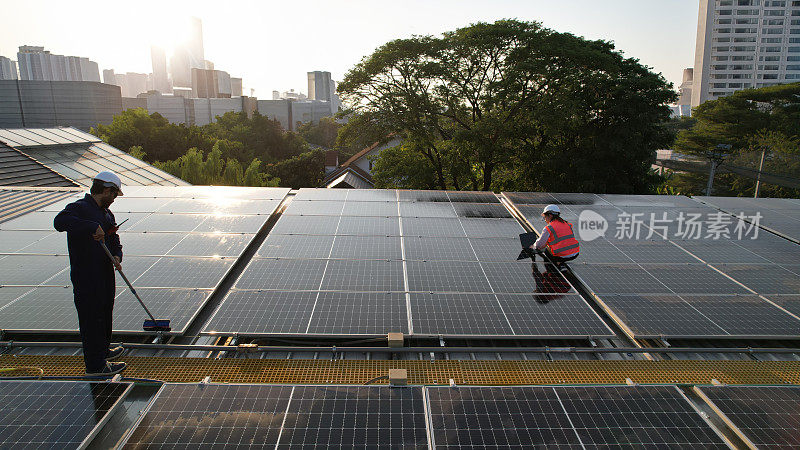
top-left (307, 71), bottom-right (332, 102)
top-left (231, 77), bottom-right (242, 97)
top-left (692, 0), bottom-right (800, 107)
top-left (0, 56), bottom-right (18, 80)
top-left (150, 45), bottom-right (170, 93)
top-left (103, 69), bottom-right (116, 85)
top-left (170, 47), bottom-right (192, 88)
top-left (188, 17), bottom-right (205, 69)
top-left (16, 46), bottom-right (100, 82)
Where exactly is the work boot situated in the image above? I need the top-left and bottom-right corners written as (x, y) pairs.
top-left (106, 346), bottom-right (125, 361)
top-left (85, 361), bottom-right (127, 376)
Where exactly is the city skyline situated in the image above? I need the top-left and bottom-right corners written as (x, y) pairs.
top-left (1, 0), bottom-right (698, 96)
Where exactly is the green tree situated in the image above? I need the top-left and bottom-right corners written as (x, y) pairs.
top-left (297, 117), bottom-right (341, 149)
top-left (267, 149), bottom-right (325, 188)
top-left (129, 145), bottom-right (146, 160)
top-left (222, 158), bottom-right (243, 185)
top-left (338, 19), bottom-right (676, 192)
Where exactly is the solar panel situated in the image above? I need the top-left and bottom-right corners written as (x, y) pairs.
top-left (642, 263), bottom-right (751, 295)
top-left (336, 216), bottom-right (401, 236)
top-left (328, 235), bottom-right (402, 260)
top-left (498, 294), bottom-right (614, 337)
top-left (680, 294), bottom-right (800, 337)
top-left (283, 200), bottom-right (346, 216)
top-left (133, 257), bottom-right (234, 289)
top-left (502, 192), bottom-right (559, 205)
top-left (697, 386), bottom-right (800, 449)
top-left (158, 199), bottom-right (280, 215)
top-left (452, 203), bottom-right (512, 218)
top-left (279, 386), bottom-right (428, 449)
top-left (398, 189), bottom-right (450, 202)
top-left (674, 240), bottom-right (772, 264)
top-left (307, 292), bottom-right (409, 334)
top-left (204, 290), bottom-right (318, 334)
top-left (114, 232), bottom-right (185, 256)
top-left (766, 295), bottom-right (800, 319)
top-left (406, 260), bottom-right (492, 292)
top-left (270, 215), bottom-right (342, 235)
top-left (401, 236), bottom-right (478, 262)
top-left (341, 201), bottom-right (399, 217)
top-left (192, 215), bottom-right (269, 233)
top-left (0, 381), bottom-right (130, 449)
top-left (109, 197), bottom-right (175, 212)
top-left (446, 191), bottom-right (500, 203)
top-left (257, 234), bottom-right (335, 258)
top-left (0, 286), bottom-right (33, 309)
top-left (569, 263), bottom-right (668, 294)
top-left (716, 264), bottom-right (800, 295)
top-left (599, 294), bottom-right (729, 338)
top-left (482, 262), bottom-right (576, 295)
top-left (427, 386), bottom-right (583, 448)
top-left (294, 188), bottom-right (351, 200)
top-left (572, 238), bottom-right (632, 264)
top-left (123, 384), bottom-right (293, 449)
top-left (410, 292), bottom-right (512, 335)
top-left (400, 217), bottom-right (466, 238)
top-left (344, 189), bottom-right (398, 201)
top-left (127, 214), bottom-right (207, 232)
top-left (0, 211), bottom-right (61, 230)
top-left (320, 259), bottom-right (404, 291)
top-left (555, 385), bottom-right (728, 448)
top-left (459, 218), bottom-right (524, 238)
top-left (0, 254), bottom-right (68, 286)
top-left (611, 240), bottom-right (698, 264)
top-left (0, 230), bottom-right (55, 253)
top-left (235, 258), bottom-right (328, 290)
top-left (399, 201), bottom-right (458, 218)
top-left (167, 233), bottom-right (253, 257)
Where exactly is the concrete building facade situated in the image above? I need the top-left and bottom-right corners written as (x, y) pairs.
top-left (231, 77), bottom-right (242, 97)
top-left (0, 80), bottom-right (122, 129)
top-left (256, 99), bottom-right (333, 131)
top-left (692, 0), bottom-right (800, 107)
top-left (0, 56), bottom-right (17, 80)
top-left (16, 46), bottom-right (100, 82)
top-left (150, 45), bottom-right (170, 94)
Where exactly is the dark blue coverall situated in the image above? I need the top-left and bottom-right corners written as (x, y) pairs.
top-left (54, 194), bottom-right (123, 372)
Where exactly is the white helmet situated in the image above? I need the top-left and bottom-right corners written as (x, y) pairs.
top-left (542, 204), bottom-right (560, 215)
top-left (93, 171), bottom-right (123, 195)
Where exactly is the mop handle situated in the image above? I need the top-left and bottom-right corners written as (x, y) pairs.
top-left (99, 240), bottom-right (157, 323)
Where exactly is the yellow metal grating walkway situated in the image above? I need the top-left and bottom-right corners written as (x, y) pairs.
top-left (2, 355), bottom-right (800, 385)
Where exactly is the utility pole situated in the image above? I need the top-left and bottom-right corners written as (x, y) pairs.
top-left (754, 146), bottom-right (766, 198)
top-left (705, 144), bottom-right (731, 196)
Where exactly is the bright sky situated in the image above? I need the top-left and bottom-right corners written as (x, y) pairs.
top-left (1, 0), bottom-right (699, 97)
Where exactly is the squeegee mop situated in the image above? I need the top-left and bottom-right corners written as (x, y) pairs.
top-left (99, 241), bottom-right (171, 332)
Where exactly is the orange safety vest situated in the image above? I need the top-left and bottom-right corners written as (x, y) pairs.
top-left (545, 220), bottom-right (580, 257)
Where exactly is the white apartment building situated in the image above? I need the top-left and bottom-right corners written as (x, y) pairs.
top-left (16, 46), bottom-right (100, 82)
top-left (692, 0), bottom-right (800, 107)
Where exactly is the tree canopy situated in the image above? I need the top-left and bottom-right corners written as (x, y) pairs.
top-left (670, 83), bottom-right (800, 197)
top-left (338, 19), bottom-right (676, 192)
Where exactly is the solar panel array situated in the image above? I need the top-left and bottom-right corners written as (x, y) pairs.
top-left (504, 192), bottom-right (800, 339)
top-left (205, 189), bottom-right (612, 337)
top-left (697, 196), bottom-right (800, 243)
top-left (0, 380), bottom-right (130, 449)
top-left (697, 385), bottom-right (800, 449)
top-left (0, 186), bottom-right (288, 334)
top-left (121, 383), bottom-right (729, 449)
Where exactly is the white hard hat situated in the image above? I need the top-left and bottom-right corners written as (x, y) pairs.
top-left (542, 204), bottom-right (560, 214)
top-left (93, 171), bottom-right (123, 195)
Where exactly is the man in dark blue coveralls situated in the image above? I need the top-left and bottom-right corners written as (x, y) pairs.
top-left (54, 171), bottom-right (127, 376)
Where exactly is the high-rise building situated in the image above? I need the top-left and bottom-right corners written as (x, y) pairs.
top-left (103, 69), bottom-right (116, 85)
top-left (188, 17), bottom-right (205, 70)
top-left (16, 46), bottom-right (100, 82)
top-left (150, 45), bottom-right (170, 93)
top-left (307, 71), bottom-right (332, 102)
top-left (191, 68), bottom-right (232, 98)
top-left (692, 0), bottom-right (800, 107)
top-left (170, 47), bottom-right (192, 88)
top-left (0, 56), bottom-right (17, 80)
top-left (231, 77), bottom-right (242, 97)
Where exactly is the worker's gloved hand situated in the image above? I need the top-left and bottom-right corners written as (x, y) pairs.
top-left (113, 256), bottom-right (122, 271)
top-left (93, 225), bottom-right (105, 241)
top-left (107, 224), bottom-right (120, 235)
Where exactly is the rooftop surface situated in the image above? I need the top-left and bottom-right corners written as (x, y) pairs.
top-left (1, 187), bottom-right (798, 448)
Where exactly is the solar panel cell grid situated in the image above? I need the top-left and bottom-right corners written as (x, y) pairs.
top-left (0, 254), bottom-right (68, 286)
top-left (280, 386), bottom-right (428, 449)
top-left (401, 217), bottom-right (466, 238)
top-left (698, 386), bottom-right (800, 449)
top-left (258, 234), bottom-right (336, 259)
top-left (126, 214), bottom-right (207, 232)
top-left (409, 292), bottom-right (513, 335)
top-left (402, 236), bottom-right (478, 262)
top-left (459, 218), bottom-right (523, 238)
top-left (569, 263), bottom-right (670, 294)
top-left (0, 381), bottom-right (129, 449)
top-left (482, 262), bottom-right (576, 295)
top-left (0, 230), bottom-right (56, 253)
top-left (283, 200), bottom-right (346, 216)
top-left (193, 215), bottom-right (269, 233)
top-left (270, 215), bottom-right (342, 235)
top-left (336, 216), bottom-right (401, 236)
top-left (642, 263), bottom-right (751, 295)
top-left (235, 259), bottom-right (328, 290)
top-left (205, 290), bottom-right (317, 334)
top-left (682, 294), bottom-right (800, 337)
top-left (320, 259), bottom-right (405, 291)
top-left (716, 264), bottom-right (800, 295)
top-left (452, 203), bottom-right (512, 218)
top-left (133, 257), bottom-right (234, 289)
top-left (167, 233), bottom-right (252, 257)
top-left (341, 201), bottom-right (399, 217)
top-left (406, 260), bottom-right (492, 292)
top-left (307, 292), bottom-right (409, 334)
top-left (123, 384), bottom-right (293, 449)
top-left (446, 191), bottom-right (500, 203)
top-left (344, 189), bottom-right (398, 201)
top-left (328, 235), bottom-right (402, 260)
top-left (399, 201), bottom-right (459, 218)
top-left (498, 294), bottom-right (614, 337)
top-left (611, 240), bottom-right (698, 264)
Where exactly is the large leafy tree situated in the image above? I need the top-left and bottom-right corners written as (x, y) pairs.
top-left (672, 83), bottom-right (800, 197)
top-left (338, 19), bottom-right (676, 192)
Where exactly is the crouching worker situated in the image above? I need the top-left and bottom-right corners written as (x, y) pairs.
top-left (54, 171), bottom-right (126, 376)
top-left (530, 204), bottom-right (580, 266)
